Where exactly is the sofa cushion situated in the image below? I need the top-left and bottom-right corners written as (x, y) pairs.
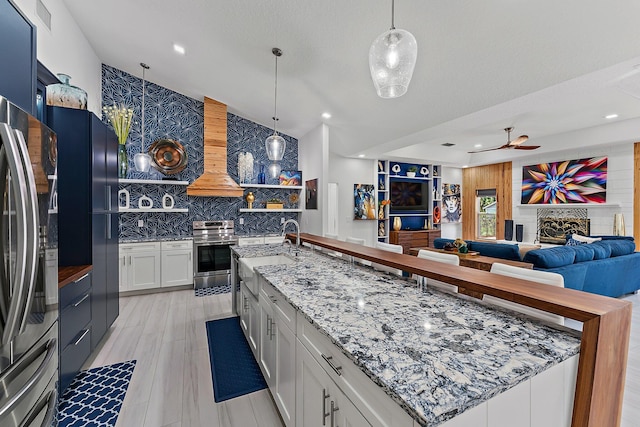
top-left (590, 242), bottom-right (612, 259)
top-left (568, 245), bottom-right (595, 263)
top-left (597, 239), bottom-right (636, 257)
top-left (468, 241), bottom-right (521, 261)
top-left (523, 247), bottom-right (576, 268)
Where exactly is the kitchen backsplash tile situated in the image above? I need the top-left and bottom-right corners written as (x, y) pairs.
top-left (102, 64), bottom-right (299, 241)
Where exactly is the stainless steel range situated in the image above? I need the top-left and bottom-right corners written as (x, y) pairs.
top-left (192, 220), bottom-right (238, 289)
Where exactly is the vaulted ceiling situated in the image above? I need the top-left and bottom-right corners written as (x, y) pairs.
top-left (63, 0), bottom-right (640, 166)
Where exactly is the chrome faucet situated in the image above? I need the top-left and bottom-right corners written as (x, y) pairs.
top-left (282, 219), bottom-right (300, 248)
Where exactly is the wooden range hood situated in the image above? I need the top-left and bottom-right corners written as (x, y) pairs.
top-left (187, 97), bottom-right (243, 197)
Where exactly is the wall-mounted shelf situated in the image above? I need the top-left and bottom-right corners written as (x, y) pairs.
top-left (388, 175), bottom-right (432, 181)
top-left (119, 179), bottom-right (190, 185)
top-left (391, 213), bottom-right (432, 217)
top-left (48, 175), bottom-right (57, 180)
top-left (48, 208), bottom-right (58, 214)
top-left (119, 208), bottom-right (189, 213)
top-left (240, 183), bottom-right (303, 190)
top-left (515, 203), bottom-right (621, 209)
top-left (239, 208), bottom-right (303, 213)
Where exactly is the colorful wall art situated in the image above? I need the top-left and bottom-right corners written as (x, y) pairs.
top-left (442, 183), bottom-right (462, 223)
top-left (521, 157), bottom-right (607, 204)
top-left (305, 179), bottom-right (318, 209)
top-left (354, 184), bottom-right (376, 220)
top-left (279, 170), bottom-right (302, 186)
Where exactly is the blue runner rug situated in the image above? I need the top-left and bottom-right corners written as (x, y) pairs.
top-left (58, 360), bottom-right (136, 426)
top-left (206, 316), bottom-right (267, 402)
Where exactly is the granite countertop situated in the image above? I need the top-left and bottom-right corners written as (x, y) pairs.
top-left (232, 245), bottom-right (581, 426)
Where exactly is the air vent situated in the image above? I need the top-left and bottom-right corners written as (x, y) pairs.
top-left (441, 142), bottom-right (455, 147)
top-left (36, 0), bottom-right (52, 31)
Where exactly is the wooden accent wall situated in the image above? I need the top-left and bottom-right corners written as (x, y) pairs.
top-left (462, 162), bottom-right (512, 240)
top-left (635, 143), bottom-right (640, 250)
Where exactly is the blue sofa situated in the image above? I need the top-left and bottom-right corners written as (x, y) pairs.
top-left (433, 238), bottom-right (521, 261)
top-left (522, 239), bottom-right (640, 298)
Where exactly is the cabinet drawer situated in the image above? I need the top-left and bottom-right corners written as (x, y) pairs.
top-left (60, 327), bottom-right (92, 392)
top-left (59, 272), bottom-right (91, 308)
top-left (238, 237), bottom-right (265, 246)
top-left (60, 291), bottom-right (92, 348)
top-left (263, 236), bottom-right (284, 244)
top-left (297, 314), bottom-right (413, 427)
top-left (260, 278), bottom-right (296, 332)
top-left (120, 241), bottom-right (161, 253)
top-left (161, 240), bottom-right (192, 250)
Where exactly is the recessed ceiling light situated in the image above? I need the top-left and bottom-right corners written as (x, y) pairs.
top-left (604, 114), bottom-right (618, 119)
top-left (474, 144), bottom-right (482, 148)
top-left (358, 154), bottom-right (365, 158)
top-left (322, 112), bottom-right (332, 119)
top-left (173, 44), bottom-right (186, 55)
top-left (462, 165), bottom-right (469, 168)
top-left (441, 142), bottom-right (455, 147)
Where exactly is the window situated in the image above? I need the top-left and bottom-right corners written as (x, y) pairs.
top-left (477, 189), bottom-right (497, 239)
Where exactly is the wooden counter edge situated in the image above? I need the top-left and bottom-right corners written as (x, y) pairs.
top-left (292, 233), bottom-right (631, 427)
top-left (58, 265), bottom-right (93, 289)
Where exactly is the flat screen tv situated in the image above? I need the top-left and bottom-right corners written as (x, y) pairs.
top-left (389, 179), bottom-right (429, 212)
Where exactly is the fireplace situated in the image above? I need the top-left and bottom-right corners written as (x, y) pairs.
top-left (537, 208), bottom-right (590, 244)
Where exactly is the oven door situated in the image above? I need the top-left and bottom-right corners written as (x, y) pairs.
top-left (193, 240), bottom-right (234, 289)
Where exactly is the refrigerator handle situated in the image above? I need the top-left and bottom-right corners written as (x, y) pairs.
top-left (0, 124), bottom-right (29, 345)
top-left (106, 213), bottom-right (112, 239)
top-left (0, 338), bottom-right (56, 419)
top-left (12, 129), bottom-right (40, 335)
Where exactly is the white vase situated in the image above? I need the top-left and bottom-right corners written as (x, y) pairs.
top-left (406, 172), bottom-right (416, 178)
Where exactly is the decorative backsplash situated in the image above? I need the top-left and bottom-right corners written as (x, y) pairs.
top-left (102, 64), bottom-right (299, 240)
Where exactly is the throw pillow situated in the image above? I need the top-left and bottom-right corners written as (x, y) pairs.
top-left (572, 234), bottom-right (602, 244)
top-left (565, 237), bottom-right (585, 246)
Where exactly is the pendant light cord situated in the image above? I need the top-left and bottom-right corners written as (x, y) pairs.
top-left (141, 62), bottom-right (149, 152)
top-left (272, 49), bottom-right (281, 136)
top-left (390, 0), bottom-right (395, 30)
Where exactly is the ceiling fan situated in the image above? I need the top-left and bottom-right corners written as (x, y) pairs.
top-left (468, 127), bottom-right (540, 153)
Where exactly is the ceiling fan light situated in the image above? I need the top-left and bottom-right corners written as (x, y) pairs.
top-left (369, 27), bottom-right (417, 98)
top-left (265, 133), bottom-right (286, 161)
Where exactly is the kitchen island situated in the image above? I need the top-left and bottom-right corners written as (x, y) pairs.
top-left (232, 243), bottom-right (583, 426)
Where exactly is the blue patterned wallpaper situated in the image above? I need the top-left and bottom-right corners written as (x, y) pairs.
top-left (102, 65), bottom-right (299, 241)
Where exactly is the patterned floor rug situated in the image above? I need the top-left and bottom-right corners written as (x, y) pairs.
top-left (58, 360), bottom-right (136, 427)
top-left (194, 284), bottom-right (232, 297)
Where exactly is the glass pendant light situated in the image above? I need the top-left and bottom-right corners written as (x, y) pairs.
top-left (134, 62), bottom-right (152, 172)
top-left (265, 48), bottom-right (286, 161)
top-left (369, 0), bottom-right (417, 99)
top-left (268, 162), bottom-right (282, 179)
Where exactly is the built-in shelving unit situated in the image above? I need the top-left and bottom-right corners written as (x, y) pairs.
top-left (119, 178), bottom-right (189, 185)
top-left (119, 208), bottom-right (189, 213)
top-left (376, 160), bottom-right (442, 243)
top-left (239, 181), bottom-right (304, 214)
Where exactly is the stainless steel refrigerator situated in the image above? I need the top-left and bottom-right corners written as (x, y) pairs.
top-left (0, 96), bottom-right (58, 426)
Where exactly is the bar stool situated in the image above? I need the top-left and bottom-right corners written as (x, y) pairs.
top-left (416, 250), bottom-right (459, 293)
top-left (346, 236), bottom-right (370, 265)
top-left (372, 242), bottom-right (403, 276)
top-left (487, 263), bottom-right (565, 325)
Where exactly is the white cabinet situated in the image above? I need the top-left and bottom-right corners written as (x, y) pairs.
top-left (259, 278), bottom-right (297, 427)
top-left (239, 282), bottom-right (260, 357)
top-left (119, 242), bottom-right (161, 292)
top-left (296, 341), bottom-right (370, 427)
top-left (160, 240), bottom-right (193, 287)
top-left (238, 236), bottom-right (266, 246)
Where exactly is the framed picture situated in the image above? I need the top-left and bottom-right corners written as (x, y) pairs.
top-left (521, 157), bottom-right (607, 204)
top-left (305, 179), bottom-right (318, 209)
top-left (354, 184), bottom-right (376, 220)
top-left (279, 170), bottom-right (302, 186)
top-left (441, 183), bottom-right (461, 223)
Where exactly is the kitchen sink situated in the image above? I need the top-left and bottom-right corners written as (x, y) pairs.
top-left (239, 255), bottom-right (295, 296)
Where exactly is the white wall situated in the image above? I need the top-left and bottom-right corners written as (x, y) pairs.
top-left (441, 167), bottom-right (463, 239)
top-left (14, 0), bottom-right (102, 115)
top-left (511, 143), bottom-right (634, 243)
top-left (299, 123), bottom-right (329, 235)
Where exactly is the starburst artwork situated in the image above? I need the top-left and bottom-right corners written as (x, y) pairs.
top-left (521, 157), bottom-right (607, 204)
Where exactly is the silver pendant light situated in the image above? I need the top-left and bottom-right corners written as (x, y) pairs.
top-left (265, 48), bottom-right (286, 162)
top-left (134, 62), bottom-right (152, 172)
top-left (369, 0), bottom-right (417, 98)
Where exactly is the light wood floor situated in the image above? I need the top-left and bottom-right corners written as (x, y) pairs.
top-left (84, 290), bottom-right (283, 427)
top-left (85, 289), bottom-right (640, 427)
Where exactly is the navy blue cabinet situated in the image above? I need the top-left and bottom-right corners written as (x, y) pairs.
top-left (0, 0), bottom-right (37, 114)
top-left (47, 106), bottom-right (119, 352)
